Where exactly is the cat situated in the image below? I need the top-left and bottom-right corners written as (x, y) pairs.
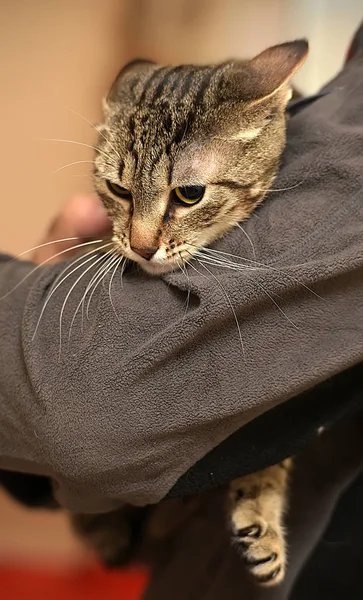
top-left (72, 39), bottom-right (308, 587)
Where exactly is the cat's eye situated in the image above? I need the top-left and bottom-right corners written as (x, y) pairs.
top-left (106, 180), bottom-right (132, 200)
top-left (173, 185), bottom-right (205, 206)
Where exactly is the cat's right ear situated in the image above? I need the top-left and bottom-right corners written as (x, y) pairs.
top-left (104, 59), bottom-right (157, 110)
top-left (221, 40), bottom-right (309, 106)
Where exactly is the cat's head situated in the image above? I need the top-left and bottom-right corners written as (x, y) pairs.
top-left (94, 40), bottom-right (308, 275)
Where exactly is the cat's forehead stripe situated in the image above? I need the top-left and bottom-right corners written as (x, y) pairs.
top-left (138, 66), bottom-right (165, 105)
top-left (138, 66), bottom-right (178, 107)
top-left (193, 64), bottom-right (224, 106)
top-left (111, 66), bottom-right (214, 193)
top-left (177, 69), bottom-right (196, 99)
top-left (137, 64), bottom-right (222, 110)
top-left (167, 65), bottom-right (185, 94)
top-left (125, 64), bottom-right (226, 184)
top-left (149, 67), bottom-right (174, 104)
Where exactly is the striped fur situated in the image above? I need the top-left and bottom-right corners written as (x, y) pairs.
top-left (93, 40), bottom-right (308, 275)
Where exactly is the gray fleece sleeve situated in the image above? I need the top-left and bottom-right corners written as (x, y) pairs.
top-left (0, 256), bottom-right (50, 476)
top-left (0, 254), bottom-right (127, 513)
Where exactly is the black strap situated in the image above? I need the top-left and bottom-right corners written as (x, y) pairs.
top-left (168, 362), bottom-right (363, 498)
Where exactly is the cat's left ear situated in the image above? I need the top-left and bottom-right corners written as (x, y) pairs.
top-left (104, 59), bottom-right (157, 110)
top-left (222, 40), bottom-right (309, 106)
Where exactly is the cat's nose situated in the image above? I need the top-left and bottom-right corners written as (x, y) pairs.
top-left (131, 245), bottom-right (158, 260)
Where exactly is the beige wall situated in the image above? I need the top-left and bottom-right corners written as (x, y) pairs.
top-left (125, 0), bottom-right (284, 63)
top-left (283, 0), bottom-right (363, 93)
top-left (0, 0), bottom-right (127, 255)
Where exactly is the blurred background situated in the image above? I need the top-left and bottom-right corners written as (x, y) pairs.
top-left (0, 1), bottom-right (362, 598)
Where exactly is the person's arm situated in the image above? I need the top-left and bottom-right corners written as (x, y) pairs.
top-left (0, 195), bottom-right (115, 511)
top-left (0, 253), bottom-right (44, 474)
top-left (1, 34), bottom-right (363, 514)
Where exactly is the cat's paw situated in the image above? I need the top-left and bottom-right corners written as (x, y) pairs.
top-left (232, 514), bottom-right (285, 586)
top-left (229, 462), bottom-right (291, 587)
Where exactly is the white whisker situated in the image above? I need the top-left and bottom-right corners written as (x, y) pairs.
top-left (108, 256), bottom-right (124, 324)
top-left (186, 252), bottom-right (246, 358)
top-left (1, 239), bottom-right (104, 302)
top-left (86, 252), bottom-right (120, 319)
top-left (119, 258), bottom-right (127, 289)
top-left (47, 242), bottom-right (113, 297)
top-left (196, 254), bottom-right (305, 326)
top-left (83, 257), bottom-right (115, 321)
top-left (197, 253), bottom-right (299, 327)
top-left (195, 258), bottom-right (245, 359)
top-left (68, 249), bottom-right (115, 339)
top-left (42, 138), bottom-right (115, 163)
top-left (79, 249), bottom-right (116, 326)
top-left (254, 279), bottom-right (298, 328)
top-left (191, 244), bottom-right (264, 265)
top-left (178, 260), bottom-right (191, 325)
top-left (257, 178), bottom-right (308, 194)
top-left (53, 160), bottom-right (95, 174)
top-left (58, 254), bottom-right (112, 355)
top-left (65, 106), bottom-right (122, 160)
top-left (195, 252), bottom-right (314, 329)
top-left (235, 223), bottom-right (257, 260)
top-left (1, 236), bottom-right (97, 266)
top-left (190, 244), bottom-right (323, 300)
top-left (31, 242), bottom-right (112, 341)
top-left (194, 253), bottom-right (258, 272)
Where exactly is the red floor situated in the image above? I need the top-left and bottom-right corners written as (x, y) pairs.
top-left (0, 563), bottom-right (149, 600)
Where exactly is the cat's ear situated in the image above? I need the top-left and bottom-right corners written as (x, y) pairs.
top-left (104, 59), bottom-right (157, 109)
top-left (222, 40), bottom-right (309, 105)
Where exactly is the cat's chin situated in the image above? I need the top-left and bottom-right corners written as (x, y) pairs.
top-left (134, 258), bottom-right (177, 276)
top-left (123, 248), bottom-right (180, 276)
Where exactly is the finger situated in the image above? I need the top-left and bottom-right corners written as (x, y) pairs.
top-left (32, 195), bottom-right (111, 264)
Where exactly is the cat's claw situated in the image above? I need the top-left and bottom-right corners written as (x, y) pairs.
top-left (233, 521), bottom-right (286, 586)
top-left (237, 524), bottom-right (263, 538)
top-left (229, 461), bottom-right (291, 587)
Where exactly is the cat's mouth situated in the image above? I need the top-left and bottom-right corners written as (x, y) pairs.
top-left (113, 234), bottom-right (196, 275)
top-left (126, 247), bottom-right (185, 276)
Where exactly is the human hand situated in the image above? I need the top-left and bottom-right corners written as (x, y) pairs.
top-left (32, 195), bottom-right (111, 264)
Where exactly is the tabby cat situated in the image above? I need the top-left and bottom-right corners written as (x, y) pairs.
top-left (73, 40), bottom-right (308, 587)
